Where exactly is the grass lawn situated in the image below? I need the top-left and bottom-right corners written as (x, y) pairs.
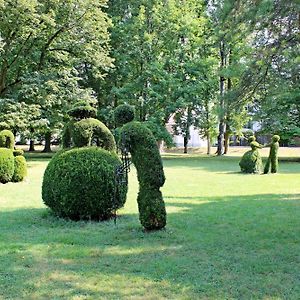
top-left (0, 150), bottom-right (300, 299)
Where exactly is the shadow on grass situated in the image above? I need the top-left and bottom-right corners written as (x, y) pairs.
top-left (0, 193), bottom-right (299, 299)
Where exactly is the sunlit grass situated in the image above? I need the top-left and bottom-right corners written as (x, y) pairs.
top-left (0, 152), bottom-right (299, 299)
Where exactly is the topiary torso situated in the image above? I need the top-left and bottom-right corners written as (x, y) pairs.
top-left (239, 140), bottom-right (263, 174)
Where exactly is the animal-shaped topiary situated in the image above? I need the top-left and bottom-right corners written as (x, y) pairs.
top-left (42, 101), bottom-right (126, 220)
top-left (0, 130), bottom-right (27, 183)
top-left (115, 104), bottom-right (167, 230)
top-left (264, 135), bottom-right (280, 174)
top-left (239, 136), bottom-right (263, 174)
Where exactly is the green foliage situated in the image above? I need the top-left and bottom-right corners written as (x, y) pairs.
top-left (0, 130), bottom-right (15, 149)
top-left (13, 149), bottom-right (24, 156)
top-left (114, 104), bottom-right (135, 127)
top-left (0, 148), bottom-right (14, 183)
top-left (42, 147), bottom-right (127, 221)
top-left (264, 135), bottom-right (280, 174)
top-left (239, 148), bottom-right (263, 174)
top-left (12, 156), bottom-right (27, 182)
top-left (67, 101), bottom-right (97, 120)
top-left (71, 118), bottom-right (116, 151)
top-left (121, 121), bottom-right (166, 230)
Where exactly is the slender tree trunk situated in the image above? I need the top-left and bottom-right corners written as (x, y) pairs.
top-left (207, 131), bottom-right (211, 155)
top-left (217, 40), bottom-right (226, 156)
top-left (29, 140), bottom-right (35, 152)
top-left (42, 131), bottom-right (52, 152)
top-left (224, 128), bottom-right (230, 155)
top-left (183, 136), bottom-right (188, 153)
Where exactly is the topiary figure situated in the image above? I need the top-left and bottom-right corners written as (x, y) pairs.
top-left (264, 135), bottom-right (280, 174)
top-left (115, 104), bottom-right (167, 230)
top-left (62, 102), bottom-right (116, 151)
top-left (12, 155), bottom-right (27, 182)
top-left (42, 147), bottom-right (127, 220)
top-left (114, 104), bottom-right (135, 127)
top-left (0, 130), bottom-right (15, 149)
top-left (0, 148), bottom-right (15, 183)
top-left (239, 140), bottom-right (263, 174)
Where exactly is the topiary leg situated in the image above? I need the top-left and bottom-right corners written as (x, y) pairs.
top-left (137, 186), bottom-right (166, 230)
top-left (264, 157), bottom-right (271, 174)
top-left (271, 158), bottom-right (278, 173)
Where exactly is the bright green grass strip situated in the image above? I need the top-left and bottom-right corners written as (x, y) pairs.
top-left (0, 154), bottom-right (299, 299)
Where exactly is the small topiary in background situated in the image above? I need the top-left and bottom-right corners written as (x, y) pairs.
top-left (264, 135), bottom-right (280, 174)
top-left (0, 130), bottom-right (27, 183)
top-left (114, 104), bottom-right (135, 127)
top-left (115, 104), bottom-right (167, 230)
top-left (42, 147), bottom-right (127, 220)
top-left (0, 129), bottom-right (15, 149)
top-left (239, 139), bottom-right (263, 174)
top-left (0, 148), bottom-right (15, 183)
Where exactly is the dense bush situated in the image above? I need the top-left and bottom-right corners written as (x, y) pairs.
top-left (0, 148), bottom-right (15, 183)
top-left (114, 104), bottom-right (135, 127)
top-left (0, 130), bottom-right (15, 149)
top-left (42, 147), bottom-right (127, 220)
top-left (239, 141), bottom-right (263, 174)
top-left (72, 118), bottom-right (116, 151)
top-left (12, 155), bottom-right (27, 182)
top-left (120, 121), bottom-right (166, 230)
top-left (67, 101), bottom-right (97, 120)
top-left (264, 135), bottom-right (280, 174)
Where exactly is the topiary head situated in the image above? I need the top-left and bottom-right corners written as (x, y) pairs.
top-left (272, 135), bottom-right (280, 142)
top-left (248, 135), bottom-right (256, 143)
top-left (67, 101), bottom-right (97, 120)
top-left (0, 130), bottom-right (15, 149)
top-left (114, 104), bottom-right (135, 127)
top-left (250, 141), bottom-right (260, 150)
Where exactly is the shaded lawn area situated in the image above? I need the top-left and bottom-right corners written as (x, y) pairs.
top-left (0, 154), bottom-right (299, 299)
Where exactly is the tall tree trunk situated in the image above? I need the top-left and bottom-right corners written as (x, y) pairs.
top-left (42, 131), bottom-right (52, 153)
top-left (217, 40), bottom-right (226, 156)
top-left (29, 140), bottom-right (35, 152)
top-left (183, 136), bottom-right (188, 154)
top-left (207, 131), bottom-right (211, 155)
top-left (224, 127), bottom-right (230, 155)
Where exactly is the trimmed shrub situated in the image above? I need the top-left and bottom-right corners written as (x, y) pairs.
top-left (42, 147), bottom-right (127, 220)
top-left (120, 121), bottom-right (166, 230)
top-left (72, 118), bottom-right (116, 151)
top-left (264, 135), bottom-right (280, 174)
top-left (114, 104), bottom-right (135, 127)
top-left (13, 149), bottom-right (24, 156)
top-left (67, 101), bottom-right (97, 120)
top-left (0, 148), bottom-right (14, 183)
top-left (12, 155), bottom-right (27, 182)
top-left (239, 142), bottom-right (263, 174)
top-left (0, 130), bottom-right (15, 149)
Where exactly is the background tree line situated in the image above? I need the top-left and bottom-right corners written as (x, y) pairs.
top-left (0, 0), bottom-right (299, 153)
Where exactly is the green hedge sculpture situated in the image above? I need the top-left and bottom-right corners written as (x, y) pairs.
top-left (239, 136), bottom-right (263, 174)
top-left (42, 101), bottom-right (126, 221)
top-left (115, 104), bottom-right (167, 230)
top-left (264, 135), bottom-right (280, 174)
top-left (0, 130), bottom-right (27, 183)
top-left (42, 147), bottom-right (127, 220)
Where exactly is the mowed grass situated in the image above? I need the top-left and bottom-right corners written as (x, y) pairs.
top-left (0, 151), bottom-right (300, 299)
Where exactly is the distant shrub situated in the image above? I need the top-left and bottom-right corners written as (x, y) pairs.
top-left (12, 155), bottom-right (27, 182)
top-left (42, 147), bottom-right (127, 220)
top-left (0, 148), bottom-right (15, 183)
top-left (13, 149), bottom-right (24, 156)
top-left (0, 130), bottom-right (15, 149)
top-left (67, 101), bottom-right (97, 120)
top-left (114, 104), bottom-right (135, 127)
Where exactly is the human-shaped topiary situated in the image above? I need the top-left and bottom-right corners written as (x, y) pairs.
top-left (239, 136), bottom-right (263, 174)
top-left (264, 135), bottom-right (280, 174)
top-left (115, 104), bottom-right (167, 230)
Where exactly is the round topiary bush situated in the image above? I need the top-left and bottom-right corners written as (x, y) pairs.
top-left (114, 104), bottom-right (135, 127)
top-left (0, 148), bottom-right (15, 183)
top-left (239, 141), bottom-right (263, 174)
top-left (0, 130), bottom-right (15, 149)
top-left (42, 147), bottom-right (127, 220)
top-left (12, 155), bottom-right (27, 182)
